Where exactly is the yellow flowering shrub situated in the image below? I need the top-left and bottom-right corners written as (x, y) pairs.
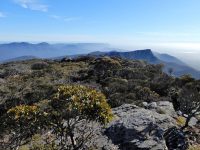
top-left (7, 105), bottom-right (39, 121)
top-left (52, 85), bottom-right (114, 124)
top-left (176, 116), bottom-right (186, 127)
top-left (5, 85), bottom-right (113, 149)
top-left (6, 105), bottom-right (46, 149)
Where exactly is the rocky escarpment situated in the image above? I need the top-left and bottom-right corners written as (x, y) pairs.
top-left (66, 101), bottom-right (197, 150)
top-left (102, 103), bottom-right (177, 150)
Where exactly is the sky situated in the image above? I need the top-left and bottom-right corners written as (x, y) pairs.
top-left (1, 0), bottom-right (200, 68)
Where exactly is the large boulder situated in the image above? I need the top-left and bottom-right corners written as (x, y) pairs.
top-left (142, 101), bottom-right (177, 118)
top-left (156, 101), bottom-right (177, 117)
top-left (164, 127), bottom-right (188, 150)
top-left (105, 104), bottom-right (176, 150)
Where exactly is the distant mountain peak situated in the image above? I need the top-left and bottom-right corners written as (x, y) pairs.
top-left (130, 49), bottom-right (155, 56)
top-left (114, 49), bottom-right (159, 63)
top-left (9, 42), bottom-right (31, 46)
top-left (38, 42), bottom-right (50, 46)
top-left (88, 49), bottom-right (200, 79)
top-left (134, 49), bottom-right (152, 52)
top-left (1, 42), bottom-right (200, 79)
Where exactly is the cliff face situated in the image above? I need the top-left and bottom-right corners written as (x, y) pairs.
top-left (87, 102), bottom-right (177, 150)
top-left (105, 49), bottom-right (160, 64)
top-left (89, 49), bottom-right (200, 79)
top-left (105, 103), bottom-right (176, 150)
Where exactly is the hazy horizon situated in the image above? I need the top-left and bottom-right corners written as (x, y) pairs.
top-left (1, 0), bottom-right (200, 70)
top-left (0, 41), bottom-right (200, 71)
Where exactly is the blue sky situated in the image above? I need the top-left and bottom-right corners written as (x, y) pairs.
top-left (1, 0), bottom-right (200, 52)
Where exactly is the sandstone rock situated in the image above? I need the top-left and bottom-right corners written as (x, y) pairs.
top-left (0, 78), bottom-right (5, 83)
top-left (164, 127), bottom-right (188, 150)
top-left (196, 114), bottom-right (200, 121)
top-left (89, 132), bottom-right (119, 150)
top-left (157, 101), bottom-right (177, 117)
top-left (142, 101), bottom-right (176, 118)
top-left (105, 104), bottom-right (176, 150)
top-left (142, 102), bottom-right (148, 108)
top-left (71, 120), bottom-right (119, 150)
top-left (148, 102), bottom-right (157, 109)
top-left (189, 117), bottom-right (198, 127)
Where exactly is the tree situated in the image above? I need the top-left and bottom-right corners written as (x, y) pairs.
top-left (48, 85), bottom-right (113, 149)
top-left (136, 86), bottom-right (159, 102)
top-left (3, 85), bottom-right (113, 150)
top-left (179, 75), bottom-right (195, 86)
top-left (177, 84), bottom-right (200, 130)
top-left (5, 105), bottom-right (46, 150)
top-left (168, 68), bottom-right (174, 76)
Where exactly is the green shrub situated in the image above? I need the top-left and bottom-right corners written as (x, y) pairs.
top-left (31, 62), bottom-right (49, 70)
top-left (51, 85), bottom-right (113, 124)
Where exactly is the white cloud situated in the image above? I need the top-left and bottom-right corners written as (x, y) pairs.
top-left (0, 12), bottom-right (6, 18)
top-left (50, 15), bottom-right (61, 19)
top-left (50, 15), bottom-right (80, 22)
top-left (14, 0), bottom-right (48, 12)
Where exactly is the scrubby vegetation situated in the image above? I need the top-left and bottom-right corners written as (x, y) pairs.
top-left (1, 84), bottom-right (113, 149)
top-left (0, 56), bottom-right (199, 149)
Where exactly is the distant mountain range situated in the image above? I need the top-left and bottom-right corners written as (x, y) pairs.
top-left (89, 49), bottom-right (159, 63)
top-left (88, 49), bottom-right (200, 79)
top-left (0, 42), bottom-right (110, 62)
top-left (0, 42), bottom-right (200, 79)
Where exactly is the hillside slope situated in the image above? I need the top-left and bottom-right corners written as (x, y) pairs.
top-left (0, 42), bottom-right (109, 62)
top-left (1, 42), bottom-right (200, 78)
top-left (89, 49), bottom-right (200, 79)
top-left (0, 56), bottom-right (199, 149)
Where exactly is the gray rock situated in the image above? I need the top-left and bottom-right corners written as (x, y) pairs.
top-left (142, 102), bottom-right (148, 108)
top-left (157, 101), bottom-right (177, 117)
top-left (164, 127), bottom-right (188, 150)
top-left (148, 102), bottom-right (157, 109)
top-left (105, 104), bottom-right (176, 150)
top-left (76, 121), bottom-right (119, 150)
top-left (177, 111), bottom-right (183, 116)
top-left (196, 114), bottom-right (200, 121)
top-left (0, 78), bottom-right (5, 83)
top-left (189, 117), bottom-right (198, 127)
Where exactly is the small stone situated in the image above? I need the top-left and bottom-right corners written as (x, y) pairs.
top-left (0, 78), bottom-right (5, 83)
top-left (157, 101), bottom-right (177, 117)
top-left (177, 111), bottom-right (183, 116)
top-left (148, 102), bottom-right (157, 109)
top-left (142, 102), bottom-right (148, 107)
top-left (189, 117), bottom-right (198, 127)
top-left (196, 114), bottom-right (200, 121)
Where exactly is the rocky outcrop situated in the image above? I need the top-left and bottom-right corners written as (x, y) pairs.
top-left (156, 101), bottom-right (177, 117)
top-left (104, 104), bottom-right (177, 150)
top-left (164, 127), bottom-right (188, 150)
top-left (142, 101), bottom-right (177, 118)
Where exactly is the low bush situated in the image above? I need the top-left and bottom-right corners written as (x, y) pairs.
top-left (31, 62), bottom-right (49, 70)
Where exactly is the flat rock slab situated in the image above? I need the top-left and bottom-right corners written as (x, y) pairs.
top-left (105, 104), bottom-right (176, 150)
